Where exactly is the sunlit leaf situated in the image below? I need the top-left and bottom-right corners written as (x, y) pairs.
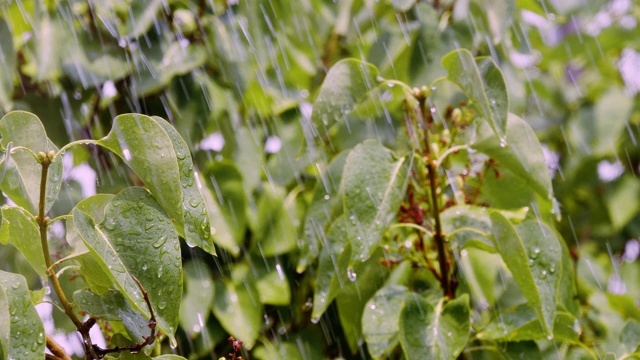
top-left (98, 114), bottom-right (212, 254)
top-left (0, 111), bottom-right (63, 214)
top-left (73, 187), bottom-right (182, 345)
top-left (0, 270), bottom-right (45, 359)
top-left (0, 206), bottom-right (45, 279)
top-left (362, 285), bottom-right (408, 359)
top-left (0, 18), bottom-right (15, 113)
top-left (342, 140), bottom-right (410, 261)
top-left (399, 294), bottom-right (470, 360)
top-left (312, 59), bottom-right (380, 139)
top-left (490, 213), bottom-right (562, 335)
top-left (442, 49), bottom-right (508, 141)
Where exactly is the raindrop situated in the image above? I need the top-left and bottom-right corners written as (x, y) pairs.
top-left (152, 236), bottom-right (167, 248)
top-left (540, 270), bottom-right (548, 279)
top-left (189, 199), bottom-right (201, 208)
top-left (347, 267), bottom-right (357, 282)
top-left (549, 264), bottom-right (556, 274)
top-left (323, 194), bottom-right (330, 200)
top-left (310, 316), bottom-right (320, 324)
top-left (158, 301), bottom-right (167, 310)
top-left (104, 217), bottom-right (117, 230)
top-left (530, 247), bottom-right (541, 259)
top-left (499, 137), bottom-right (508, 147)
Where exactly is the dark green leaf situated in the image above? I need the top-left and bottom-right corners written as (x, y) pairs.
top-left (441, 49), bottom-right (508, 141)
top-left (399, 294), bottom-right (470, 360)
top-left (342, 140), bottom-right (410, 261)
top-left (212, 277), bottom-right (262, 349)
top-left (254, 183), bottom-right (297, 256)
top-left (180, 260), bottom-right (214, 338)
top-left (0, 270), bottom-right (45, 359)
top-left (490, 213), bottom-right (562, 334)
top-left (72, 187), bottom-right (182, 345)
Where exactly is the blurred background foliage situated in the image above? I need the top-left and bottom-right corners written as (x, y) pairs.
top-left (0, 0), bottom-right (639, 358)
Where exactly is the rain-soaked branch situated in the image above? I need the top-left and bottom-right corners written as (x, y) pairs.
top-left (37, 151), bottom-right (100, 359)
top-left (92, 275), bottom-right (157, 357)
top-left (413, 88), bottom-right (454, 299)
top-left (46, 335), bottom-right (72, 360)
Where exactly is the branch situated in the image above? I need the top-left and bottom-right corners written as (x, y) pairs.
top-left (46, 335), bottom-right (72, 360)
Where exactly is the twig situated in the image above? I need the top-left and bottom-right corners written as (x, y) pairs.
top-left (46, 335), bottom-right (72, 360)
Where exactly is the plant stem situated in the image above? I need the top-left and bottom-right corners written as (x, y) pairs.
top-left (38, 153), bottom-right (99, 359)
top-left (416, 92), bottom-right (453, 299)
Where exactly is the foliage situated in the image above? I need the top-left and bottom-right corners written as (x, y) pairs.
top-left (1, 0), bottom-right (640, 359)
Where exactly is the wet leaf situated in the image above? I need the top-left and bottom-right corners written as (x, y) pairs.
top-left (212, 277), bottom-right (262, 350)
top-left (74, 289), bottom-right (150, 343)
top-left (180, 259), bottom-right (214, 339)
top-left (0, 270), bottom-right (45, 360)
top-left (342, 140), bottom-right (410, 261)
top-left (125, 0), bottom-right (164, 39)
top-left (0, 206), bottom-right (46, 279)
top-left (153, 116), bottom-right (214, 254)
top-left (73, 187), bottom-right (182, 345)
top-left (0, 111), bottom-right (63, 214)
top-left (254, 183), bottom-right (297, 256)
top-left (256, 269), bottom-right (290, 306)
top-left (312, 59), bottom-right (380, 139)
top-left (98, 114), bottom-right (212, 254)
top-left (0, 18), bottom-right (15, 113)
top-left (490, 213), bottom-right (562, 335)
top-left (478, 304), bottom-right (581, 343)
top-left (391, 0), bottom-right (417, 11)
top-left (620, 320), bottom-right (640, 357)
top-left (298, 150), bottom-right (348, 272)
top-left (442, 49), bottom-right (508, 141)
top-left (399, 294), bottom-right (470, 360)
top-left (473, 113), bottom-right (552, 199)
top-left (362, 285), bottom-right (408, 359)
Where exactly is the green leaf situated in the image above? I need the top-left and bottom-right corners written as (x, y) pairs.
top-left (391, 0), bottom-right (417, 11)
top-left (399, 294), bottom-right (470, 360)
top-left (0, 270), bottom-right (45, 359)
top-left (254, 183), bottom-right (297, 256)
top-left (342, 140), bottom-right (410, 261)
top-left (72, 187), bottom-right (182, 345)
top-left (490, 213), bottom-right (562, 335)
top-left (457, 248), bottom-right (500, 309)
top-left (620, 320), bottom-right (640, 357)
top-left (0, 111), bottom-right (63, 214)
top-left (74, 289), bottom-right (150, 343)
top-left (311, 59), bottom-right (380, 138)
top-left (362, 285), bottom-right (408, 359)
top-left (478, 304), bottom-right (581, 343)
top-left (212, 277), bottom-right (262, 350)
top-left (0, 18), bottom-right (15, 113)
top-left (198, 172), bottom-right (239, 256)
top-left (153, 356), bottom-right (188, 360)
top-left (125, 0), bottom-right (163, 39)
top-left (441, 49), bottom-right (508, 141)
top-left (473, 113), bottom-right (553, 199)
top-left (202, 161), bottom-right (247, 255)
top-left (298, 150), bottom-right (348, 272)
top-left (180, 259), bottom-right (214, 338)
top-left (256, 270), bottom-right (290, 306)
top-left (0, 206), bottom-right (46, 279)
top-left (153, 116), bottom-right (214, 254)
top-left (311, 216), bottom-right (351, 320)
top-left (98, 114), bottom-right (212, 254)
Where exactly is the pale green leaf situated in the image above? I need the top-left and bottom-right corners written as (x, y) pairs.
top-left (0, 270), bottom-right (45, 360)
top-left (72, 187), bottom-right (182, 345)
top-left (399, 294), bottom-right (470, 360)
top-left (212, 277), bottom-right (262, 349)
top-left (312, 59), bottom-right (380, 138)
top-left (620, 320), bottom-right (640, 357)
top-left (199, 172), bottom-right (239, 256)
top-left (98, 114), bottom-right (211, 254)
top-left (490, 213), bottom-right (562, 335)
top-left (0, 111), bottom-right (62, 214)
top-left (473, 113), bottom-right (553, 199)
top-left (0, 206), bottom-right (45, 279)
top-left (256, 270), bottom-right (290, 306)
top-left (254, 183), bottom-right (297, 256)
top-left (125, 0), bottom-right (163, 38)
top-left (342, 140), bottom-right (409, 261)
top-left (0, 18), bottom-right (15, 113)
top-left (362, 285), bottom-right (408, 359)
top-left (180, 260), bottom-right (214, 338)
top-left (441, 49), bottom-right (508, 141)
